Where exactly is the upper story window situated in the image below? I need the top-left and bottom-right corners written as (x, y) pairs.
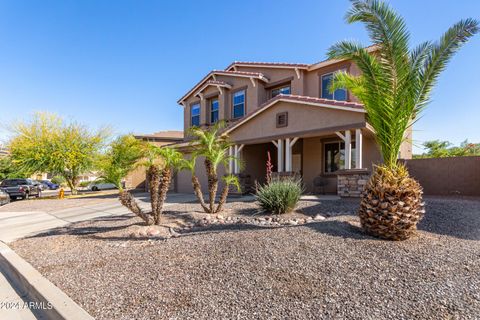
top-left (324, 141), bottom-right (356, 173)
top-left (210, 98), bottom-right (219, 124)
top-left (232, 90), bottom-right (245, 119)
top-left (191, 103), bottom-right (200, 127)
top-left (321, 71), bottom-right (347, 101)
top-left (271, 85), bottom-right (291, 98)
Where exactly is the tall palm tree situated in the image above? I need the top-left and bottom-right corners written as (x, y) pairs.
top-left (188, 121), bottom-right (240, 213)
top-left (328, 0), bottom-right (478, 240)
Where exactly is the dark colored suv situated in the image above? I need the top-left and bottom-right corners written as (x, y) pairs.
top-left (0, 179), bottom-right (42, 200)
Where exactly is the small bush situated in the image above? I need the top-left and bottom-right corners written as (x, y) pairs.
top-left (255, 177), bottom-right (304, 214)
top-left (50, 176), bottom-right (65, 185)
top-left (79, 181), bottom-right (91, 188)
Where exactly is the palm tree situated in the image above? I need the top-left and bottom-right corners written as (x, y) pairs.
top-left (327, 0), bottom-right (478, 240)
top-left (119, 145), bottom-right (183, 225)
top-left (153, 146), bottom-right (184, 224)
top-left (187, 121), bottom-right (240, 213)
top-left (179, 155), bottom-right (210, 212)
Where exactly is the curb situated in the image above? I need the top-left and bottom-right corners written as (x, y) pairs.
top-left (0, 241), bottom-right (94, 320)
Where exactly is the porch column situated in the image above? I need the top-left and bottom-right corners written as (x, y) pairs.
top-left (355, 129), bottom-right (363, 169)
top-left (272, 139), bottom-right (284, 172)
top-left (285, 137), bottom-right (299, 172)
top-left (228, 146), bottom-right (233, 173)
top-left (345, 130), bottom-right (352, 170)
top-left (285, 138), bottom-right (291, 172)
top-left (233, 145), bottom-right (239, 174)
top-left (335, 130), bottom-right (352, 170)
top-left (233, 144), bottom-right (244, 174)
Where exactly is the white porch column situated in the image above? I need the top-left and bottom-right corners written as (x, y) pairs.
top-left (228, 146), bottom-right (233, 173)
top-left (345, 130), bottom-right (352, 170)
top-left (234, 144), bottom-right (244, 174)
top-left (285, 137), bottom-right (299, 172)
top-left (275, 139), bottom-right (284, 172)
top-left (233, 145), bottom-right (239, 174)
top-left (355, 129), bottom-right (363, 169)
top-left (285, 138), bottom-right (291, 172)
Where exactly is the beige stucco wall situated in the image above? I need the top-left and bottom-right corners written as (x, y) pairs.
top-left (176, 154), bottom-right (227, 194)
top-left (181, 61), bottom-right (364, 133)
top-left (229, 101), bottom-right (365, 143)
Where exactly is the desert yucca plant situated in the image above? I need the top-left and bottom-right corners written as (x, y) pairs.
top-left (328, 0), bottom-right (478, 240)
top-left (255, 177), bottom-right (304, 214)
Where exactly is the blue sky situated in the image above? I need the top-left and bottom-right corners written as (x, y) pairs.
top-left (0, 0), bottom-right (478, 153)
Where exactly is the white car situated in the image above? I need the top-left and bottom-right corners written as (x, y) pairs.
top-left (88, 182), bottom-right (117, 191)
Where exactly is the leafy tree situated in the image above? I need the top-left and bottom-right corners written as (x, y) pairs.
top-left (415, 139), bottom-right (480, 158)
top-left (97, 134), bottom-right (145, 192)
top-left (0, 156), bottom-right (34, 180)
top-left (119, 145), bottom-right (183, 225)
top-left (8, 112), bottom-right (109, 194)
top-left (328, 0), bottom-right (478, 240)
top-left (187, 121), bottom-right (240, 214)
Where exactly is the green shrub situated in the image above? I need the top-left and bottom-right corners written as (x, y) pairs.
top-left (79, 181), bottom-right (91, 188)
top-left (50, 176), bottom-right (65, 185)
top-left (255, 177), bottom-right (304, 214)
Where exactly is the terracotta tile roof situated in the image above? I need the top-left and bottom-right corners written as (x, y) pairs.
top-left (177, 70), bottom-right (269, 104)
top-left (205, 80), bottom-right (229, 86)
top-left (225, 61), bottom-right (309, 70)
top-left (212, 70), bottom-right (269, 79)
top-left (271, 94), bottom-right (364, 109)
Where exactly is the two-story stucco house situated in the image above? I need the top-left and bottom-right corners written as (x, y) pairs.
top-left (174, 46), bottom-right (412, 196)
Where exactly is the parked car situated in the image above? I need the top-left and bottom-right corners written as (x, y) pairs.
top-left (88, 182), bottom-right (117, 191)
top-left (33, 180), bottom-right (46, 191)
top-left (40, 180), bottom-right (59, 190)
top-left (0, 178), bottom-right (42, 200)
top-left (0, 189), bottom-right (10, 206)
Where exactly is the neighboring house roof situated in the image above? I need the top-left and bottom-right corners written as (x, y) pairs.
top-left (177, 70), bottom-right (269, 104)
top-left (134, 130), bottom-right (184, 141)
top-left (223, 94), bottom-right (365, 135)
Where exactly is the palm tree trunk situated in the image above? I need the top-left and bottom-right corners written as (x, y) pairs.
top-left (215, 184), bottom-right (229, 213)
top-left (191, 175), bottom-right (210, 213)
top-left (205, 159), bottom-right (218, 214)
top-left (119, 190), bottom-right (153, 225)
top-left (147, 165), bottom-right (161, 219)
top-left (154, 167), bottom-right (172, 225)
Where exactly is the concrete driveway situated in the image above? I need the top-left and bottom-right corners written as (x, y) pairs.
top-left (0, 193), bottom-right (198, 243)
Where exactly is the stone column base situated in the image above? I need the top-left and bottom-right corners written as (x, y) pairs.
top-left (337, 169), bottom-right (370, 197)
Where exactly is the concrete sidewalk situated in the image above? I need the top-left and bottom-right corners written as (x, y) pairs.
top-left (0, 193), bottom-right (198, 243)
top-left (0, 269), bottom-right (36, 320)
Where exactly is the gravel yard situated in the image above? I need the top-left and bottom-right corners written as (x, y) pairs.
top-left (10, 197), bottom-right (480, 320)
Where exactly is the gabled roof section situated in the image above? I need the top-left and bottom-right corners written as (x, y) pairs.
top-left (177, 70), bottom-right (269, 105)
top-left (307, 44), bottom-right (380, 71)
top-left (224, 94), bottom-right (365, 135)
top-left (225, 61), bottom-right (309, 71)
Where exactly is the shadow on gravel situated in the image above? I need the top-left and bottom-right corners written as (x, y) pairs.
top-left (417, 198), bottom-right (480, 240)
top-left (25, 215), bottom-right (140, 239)
top-left (305, 220), bottom-right (375, 240)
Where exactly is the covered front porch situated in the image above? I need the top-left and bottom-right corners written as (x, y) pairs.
top-left (227, 127), bottom-right (378, 196)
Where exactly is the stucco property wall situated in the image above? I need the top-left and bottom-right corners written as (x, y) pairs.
top-left (403, 156), bottom-right (480, 196)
